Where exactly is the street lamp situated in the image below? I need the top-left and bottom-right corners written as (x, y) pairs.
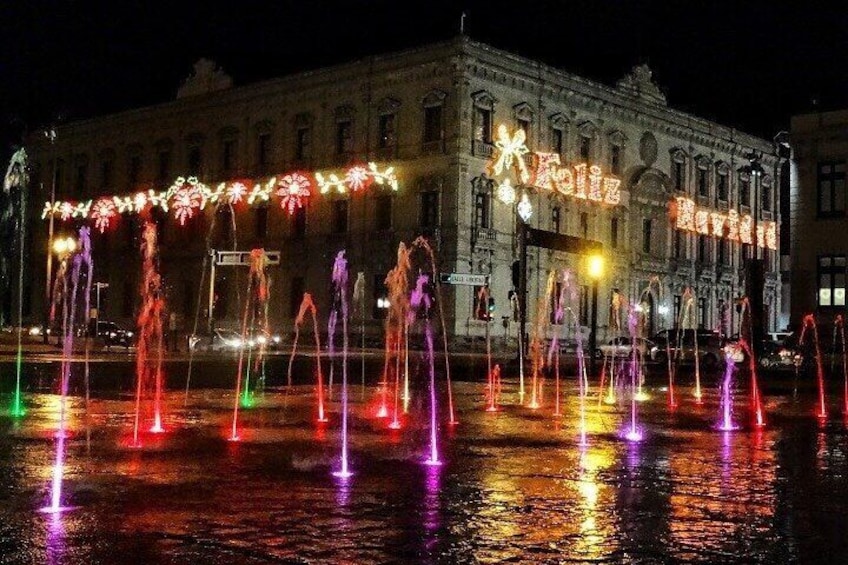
top-left (587, 253), bottom-right (605, 378)
top-left (51, 235), bottom-right (77, 345)
top-left (43, 127), bottom-right (58, 343)
top-left (744, 151), bottom-right (766, 353)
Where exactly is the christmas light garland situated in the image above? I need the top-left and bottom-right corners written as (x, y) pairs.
top-left (672, 196), bottom-right (776, 250)
top-left (41, 162), bottom-right (399, 232)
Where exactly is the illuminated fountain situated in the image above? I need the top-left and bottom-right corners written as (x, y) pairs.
top-left (546, 272), bottom-right (567, 417)
top-left (330, 251), bottom-right (352, 479)
top-left (410, 274), bottom-right (441, 466)
top-left (353, 272), bottom-right (366, 399)
top-left (380, 243), bottom-right (411, 423)
top-left (241, 250), bottom-right (271, 409)
top-left (835, 315), bottom-right (848, 416)
top-left (131, 223), bottom-right (166, 445)
top-left (717, 349), bottom-right (740, 431)
top-left (44, 227), bottom-right (91, 513)
top-left (624, 307), bottom-right (643, 442)
top-left (639, 276), bottom-right (670, 405)
top-left (477, 285), bottom-right (494, 406)
top-left (528, 271), bottom-right (556, 410)
top-left (412, 236), bottom-right (456, 425)
top-left (509, 291), bottom-right (526, 402)
top-left (736, 298), bottom-right (765, 427)
top-left (4, 148), bottom-right (29, 418)
top-left (229, 249), bottom-right (268, 440)
top-left (800, 314), bottom-right (827, 419)
top-left (288, 293), bottom-right (327, 422)
top-left (486, 364), bottom-right (502, 412)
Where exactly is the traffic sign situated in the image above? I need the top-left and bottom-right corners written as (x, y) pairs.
top-left (214, 250), bottom-right (281, 266)
top-left (439, 273), bottom-right (489, 286)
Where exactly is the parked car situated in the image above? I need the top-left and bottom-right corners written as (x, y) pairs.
top-left (95, 320), bottom-right (135, 349)
top-left (188, 328), bottom-right (283, 352)
top-left (594, 336), bottom-right (655, 359)
top-left (649, 329), bottom-right (735, 368)
top-left (758, 339), bottom-right (804, 369)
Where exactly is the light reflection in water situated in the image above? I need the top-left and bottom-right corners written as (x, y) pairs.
top-left (422, 461), bottom-right (442, 557)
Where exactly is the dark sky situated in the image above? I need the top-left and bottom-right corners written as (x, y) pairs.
top-left (2, 0), bottom-right (847, 157)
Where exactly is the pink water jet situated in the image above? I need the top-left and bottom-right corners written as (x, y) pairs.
top-left (624, 307), bottom-right (643, 442)
top-left (412, 237), bottom-right (456, 425)
top-left (290, 293), bottom-right (328, 422)
top-left (485, 364), bottom-right (502, 412)
top-left (800, 314), bottom-right (827, 419)
top-left (411, 274), bottom-right (441, 466)
top-left (133, 223), bottom-right (167, 446)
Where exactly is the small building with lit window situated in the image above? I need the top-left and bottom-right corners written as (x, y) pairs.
top-left (21, 37), bottom-right (782, 343)
top-left (790, 109), bottom-right (848, 327)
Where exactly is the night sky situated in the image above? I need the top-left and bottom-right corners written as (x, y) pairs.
top-left (2, 1), bottom-right (847, 157)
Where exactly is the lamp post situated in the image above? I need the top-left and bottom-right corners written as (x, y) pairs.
top-left (43, 128), bottom-right (58, 343)
top-left (587, 253), bottom-right (605, 378)
top-left (745, 151), bottom-right (765, 354)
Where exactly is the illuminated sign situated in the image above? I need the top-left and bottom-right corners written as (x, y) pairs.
top-left (488, 124), bottom-right (621, 206)
top-left (672, 197), bottom-right (777, 250)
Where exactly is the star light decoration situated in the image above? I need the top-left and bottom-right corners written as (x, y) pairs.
top-left (276, 173), bottom-right (312, 215)
top-left (517, 193), bottom-right (533, 222)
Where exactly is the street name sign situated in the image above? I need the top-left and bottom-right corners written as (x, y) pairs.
top-left (439, 273), bottom-right (489, 286)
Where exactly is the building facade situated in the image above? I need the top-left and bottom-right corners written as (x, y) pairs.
top-left (790, 109), bottom-right (848, 328)
top-left (23, 38), bottom-right (782, 344)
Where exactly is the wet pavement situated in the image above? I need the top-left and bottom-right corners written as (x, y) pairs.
top-left (1, 360), bottom-right (847, 564)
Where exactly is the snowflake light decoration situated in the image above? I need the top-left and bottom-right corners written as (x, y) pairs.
top-left (227, 182), bottom-right (248, 205)
top-left (60, 202), bottom-right (74, 221)
top-left (170, 178), bottom-right (205, 225)
top-left (91, 198), bottom-right (117, 233)
top-left (133, 192), bottom-right (149, 212)
top-left (345, 166), bottom-right (371, 192)
top-left (276, 173), bottom-right (312, 215)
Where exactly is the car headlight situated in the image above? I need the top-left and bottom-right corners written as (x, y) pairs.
top-left (257, 336), bottom-right (267, 345)
top-left (109, 332), bottom-right (117, 338)
top-left (272, 335), bottom-right (281, 344)
top-left (29, 326), bottom-right (42, 336)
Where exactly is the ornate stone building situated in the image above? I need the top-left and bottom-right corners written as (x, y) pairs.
top-left (24, 37), bottom-right (782, 343)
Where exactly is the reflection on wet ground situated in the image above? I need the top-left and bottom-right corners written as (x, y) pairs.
top-left (1, 373), bottom-right (847, 563)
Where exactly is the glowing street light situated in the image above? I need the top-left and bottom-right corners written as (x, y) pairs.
top-left (587, 254), bottom-right (605, 280)
top-left (52, 236), bottom-right (77, 259)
